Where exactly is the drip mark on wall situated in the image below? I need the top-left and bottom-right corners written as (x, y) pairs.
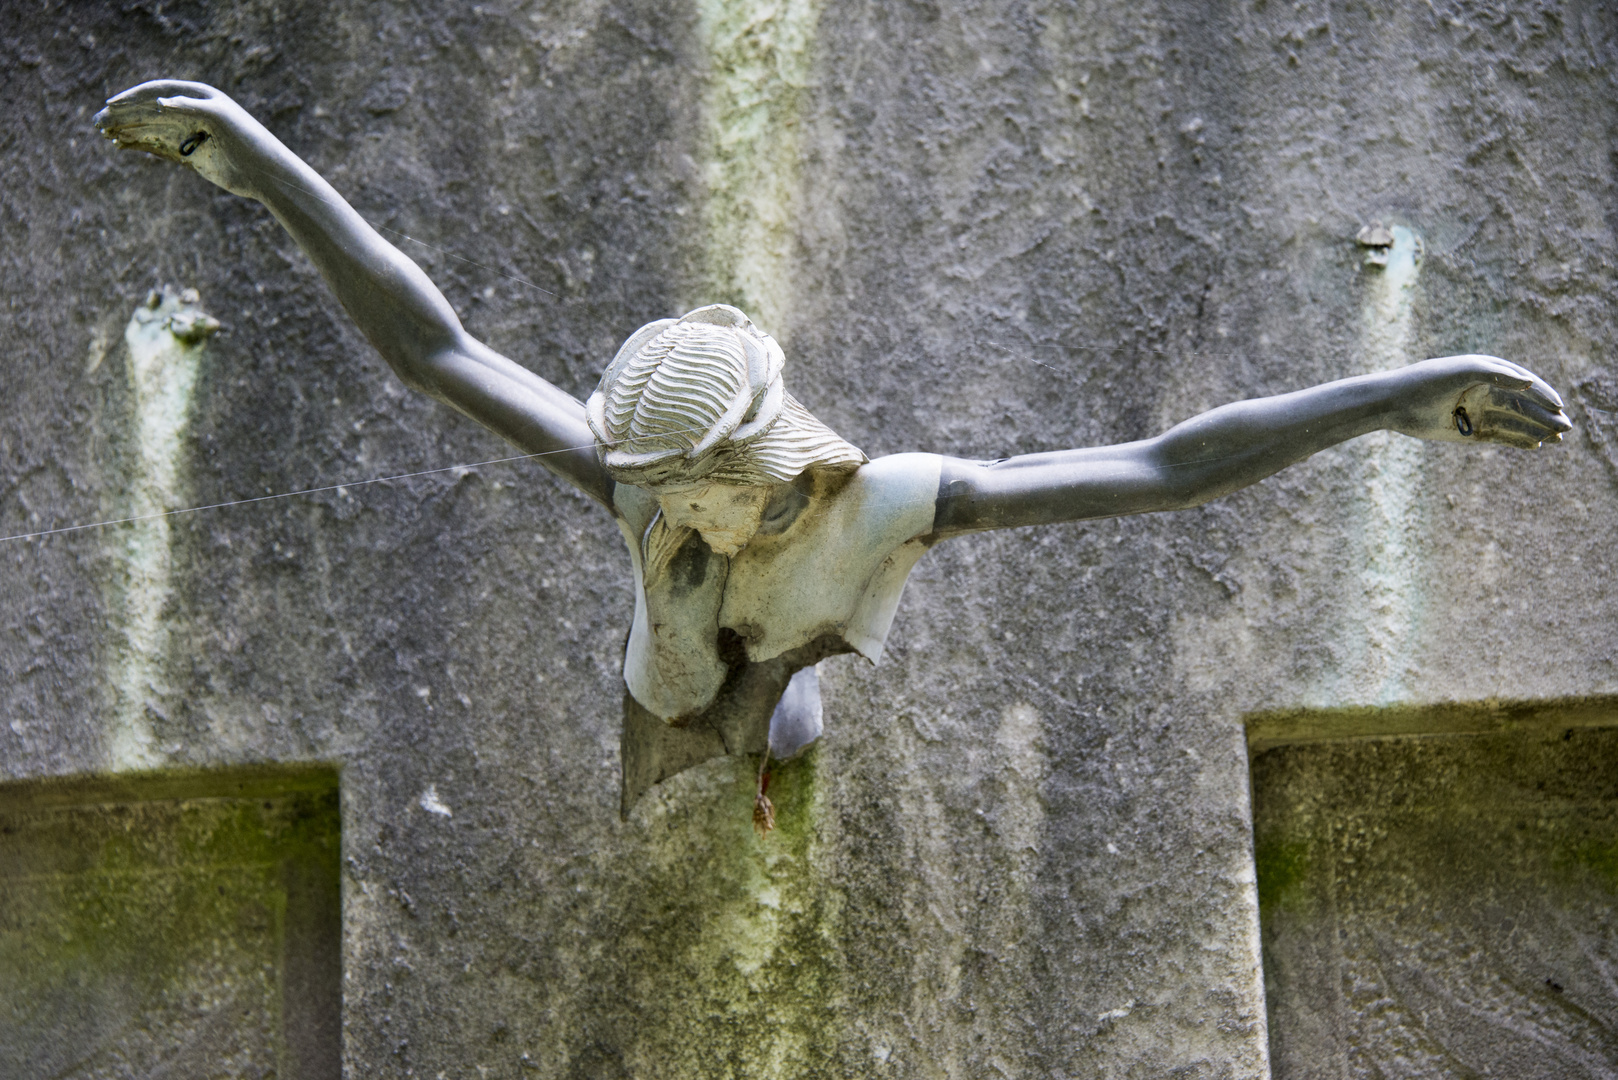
top-left (1340, 225), bottom-right (1426, 706)
top-left (694, 0), bottom-right (821, 339)
top-left (104, 288), bottom-right (218, 770)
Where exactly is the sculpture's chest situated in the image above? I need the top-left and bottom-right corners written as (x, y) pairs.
top-left (717, 489), bottom-right (926, 662)
top-left (611, 455), bottom-right (941, 720)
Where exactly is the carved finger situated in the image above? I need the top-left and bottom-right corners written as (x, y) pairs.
top-left (1479, 414), bottom-right (1554, 447)
top-left (1483, 404), bottom-right (1567, 439)
top-left (94, 103), bottom-right (222, 165)
top-left (1517, 375), bottom-right (1564, 411)
top-left (155, 94), bottom-right (226, 119)
top-left (95, 124), bottom-right (181, 159)
top-left (1487, 362), bottom-right (1563, 410)
top-left (94, 100), bottom-right (172, 135)
top-left (92, 117), bottom-right (173, 154)
top-left (1480, 366), bottom-right (1532, 392)
top-left (1485, 430), bottom-right (1543, 450)
top-left (1485, 389), bottom-right (1573, 434)
top-left (105, 80), bottom-right (221, 107)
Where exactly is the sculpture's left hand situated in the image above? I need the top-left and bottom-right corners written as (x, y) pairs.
top-left (92, 80), bottom-right (267, 199)
top-left (1387, 355), bottom-right (1571, 448)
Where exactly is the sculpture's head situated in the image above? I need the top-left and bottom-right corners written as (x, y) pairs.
top-left (587, 305), bottom-right (866, 554)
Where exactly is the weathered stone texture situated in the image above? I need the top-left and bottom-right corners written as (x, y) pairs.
top-left (1255, 720), bottom-right (1618, 1078)
top-left (1, 1), bottom-right (1616, 1076)
top-left (0, 768), bottom-right (341, 1078)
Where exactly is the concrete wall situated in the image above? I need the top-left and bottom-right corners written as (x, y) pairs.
top-left (1, 1), bottom-right (1616, 1076)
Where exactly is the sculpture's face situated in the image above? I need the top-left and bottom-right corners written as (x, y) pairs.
top-left (655, 481), bottom-right (774, 556)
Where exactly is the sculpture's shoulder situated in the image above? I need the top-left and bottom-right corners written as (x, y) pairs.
top-left (828, 452), bottom-right (943, 532)
top-left (849, 451), bottom-right (944, 499)
top-left (767, 452), bottom-right (940, 556)
top-left (610, 480), bottom-right (658, 535)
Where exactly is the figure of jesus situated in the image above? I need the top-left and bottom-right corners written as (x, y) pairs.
top-left (95, 81), bottom-right (1571, 811)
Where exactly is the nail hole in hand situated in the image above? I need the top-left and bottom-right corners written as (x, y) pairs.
top-left (1454, 406), bottom-right (1473, 437)
top-left (179, 131), bottom-right (210, 157)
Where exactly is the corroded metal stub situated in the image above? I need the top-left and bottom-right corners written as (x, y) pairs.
top-left (131, 285), bottom-right (220, 344)
top-left (1356, 221), bottom-right (1423, 269)
top-left (1355, 222), bottom-right (1395, 249)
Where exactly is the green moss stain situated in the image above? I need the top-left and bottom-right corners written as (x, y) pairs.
top-left (634, 33), bottom-right (843, 1060)
top-left (1254, 728), bottom-right (1618, 1072)
top-left (2, 785), bottom-right (337, 972)
top-left (1555, 839), bottom-right (1618, 891)
top-left (1254, 837), bottom-right (1310, 913)
top-left (693, 0), bottom-right (821, 337)
top-left (713, 754), bottom-right (837, 1073)
top-left (573, 704), bottom-right (1052, 1077)
top-left (605, 751), bottom-right (843, 1079)
top-left (0, 771), bottom-right (338, 1073)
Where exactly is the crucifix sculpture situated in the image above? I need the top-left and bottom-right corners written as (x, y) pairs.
top-left (95, 81), bottom-right (1572, 814)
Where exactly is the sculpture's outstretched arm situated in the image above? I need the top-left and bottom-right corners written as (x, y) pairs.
top-left (94, 81), bottom-right (612, 507)
top-left (932, 355), bottom-right (1570, 537)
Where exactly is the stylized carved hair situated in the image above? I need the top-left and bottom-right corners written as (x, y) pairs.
top-left (585, 305), bottom-right (866, 489)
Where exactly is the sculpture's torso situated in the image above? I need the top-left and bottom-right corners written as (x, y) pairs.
top-left (611, 453), bottom-right (943, 720)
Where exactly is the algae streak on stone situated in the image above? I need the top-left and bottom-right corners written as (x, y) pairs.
top-left (1315, 226), bottom-right (1429, 708)
top-left (1357, 226), bottom-right (1428, 705)
top-left (694, 0), bottom-right (821, 337)
top-left (608, 754), bottom-right (843, 1078)
top-left (103, 288), bottom-right (218, 770)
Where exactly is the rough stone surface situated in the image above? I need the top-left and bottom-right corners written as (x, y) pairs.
top-left (1254, 721), bottom-right (1618, 1078)
top-left (1, 1), bottom-right (1616, 1077)
top-left (0, 768), bottom-right (341, 1078)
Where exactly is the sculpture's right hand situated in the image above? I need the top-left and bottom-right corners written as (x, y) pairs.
top-left (1385, 355), bottom-right (1571, 449)
top-left (93, 81), bottom-right (266, 199)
